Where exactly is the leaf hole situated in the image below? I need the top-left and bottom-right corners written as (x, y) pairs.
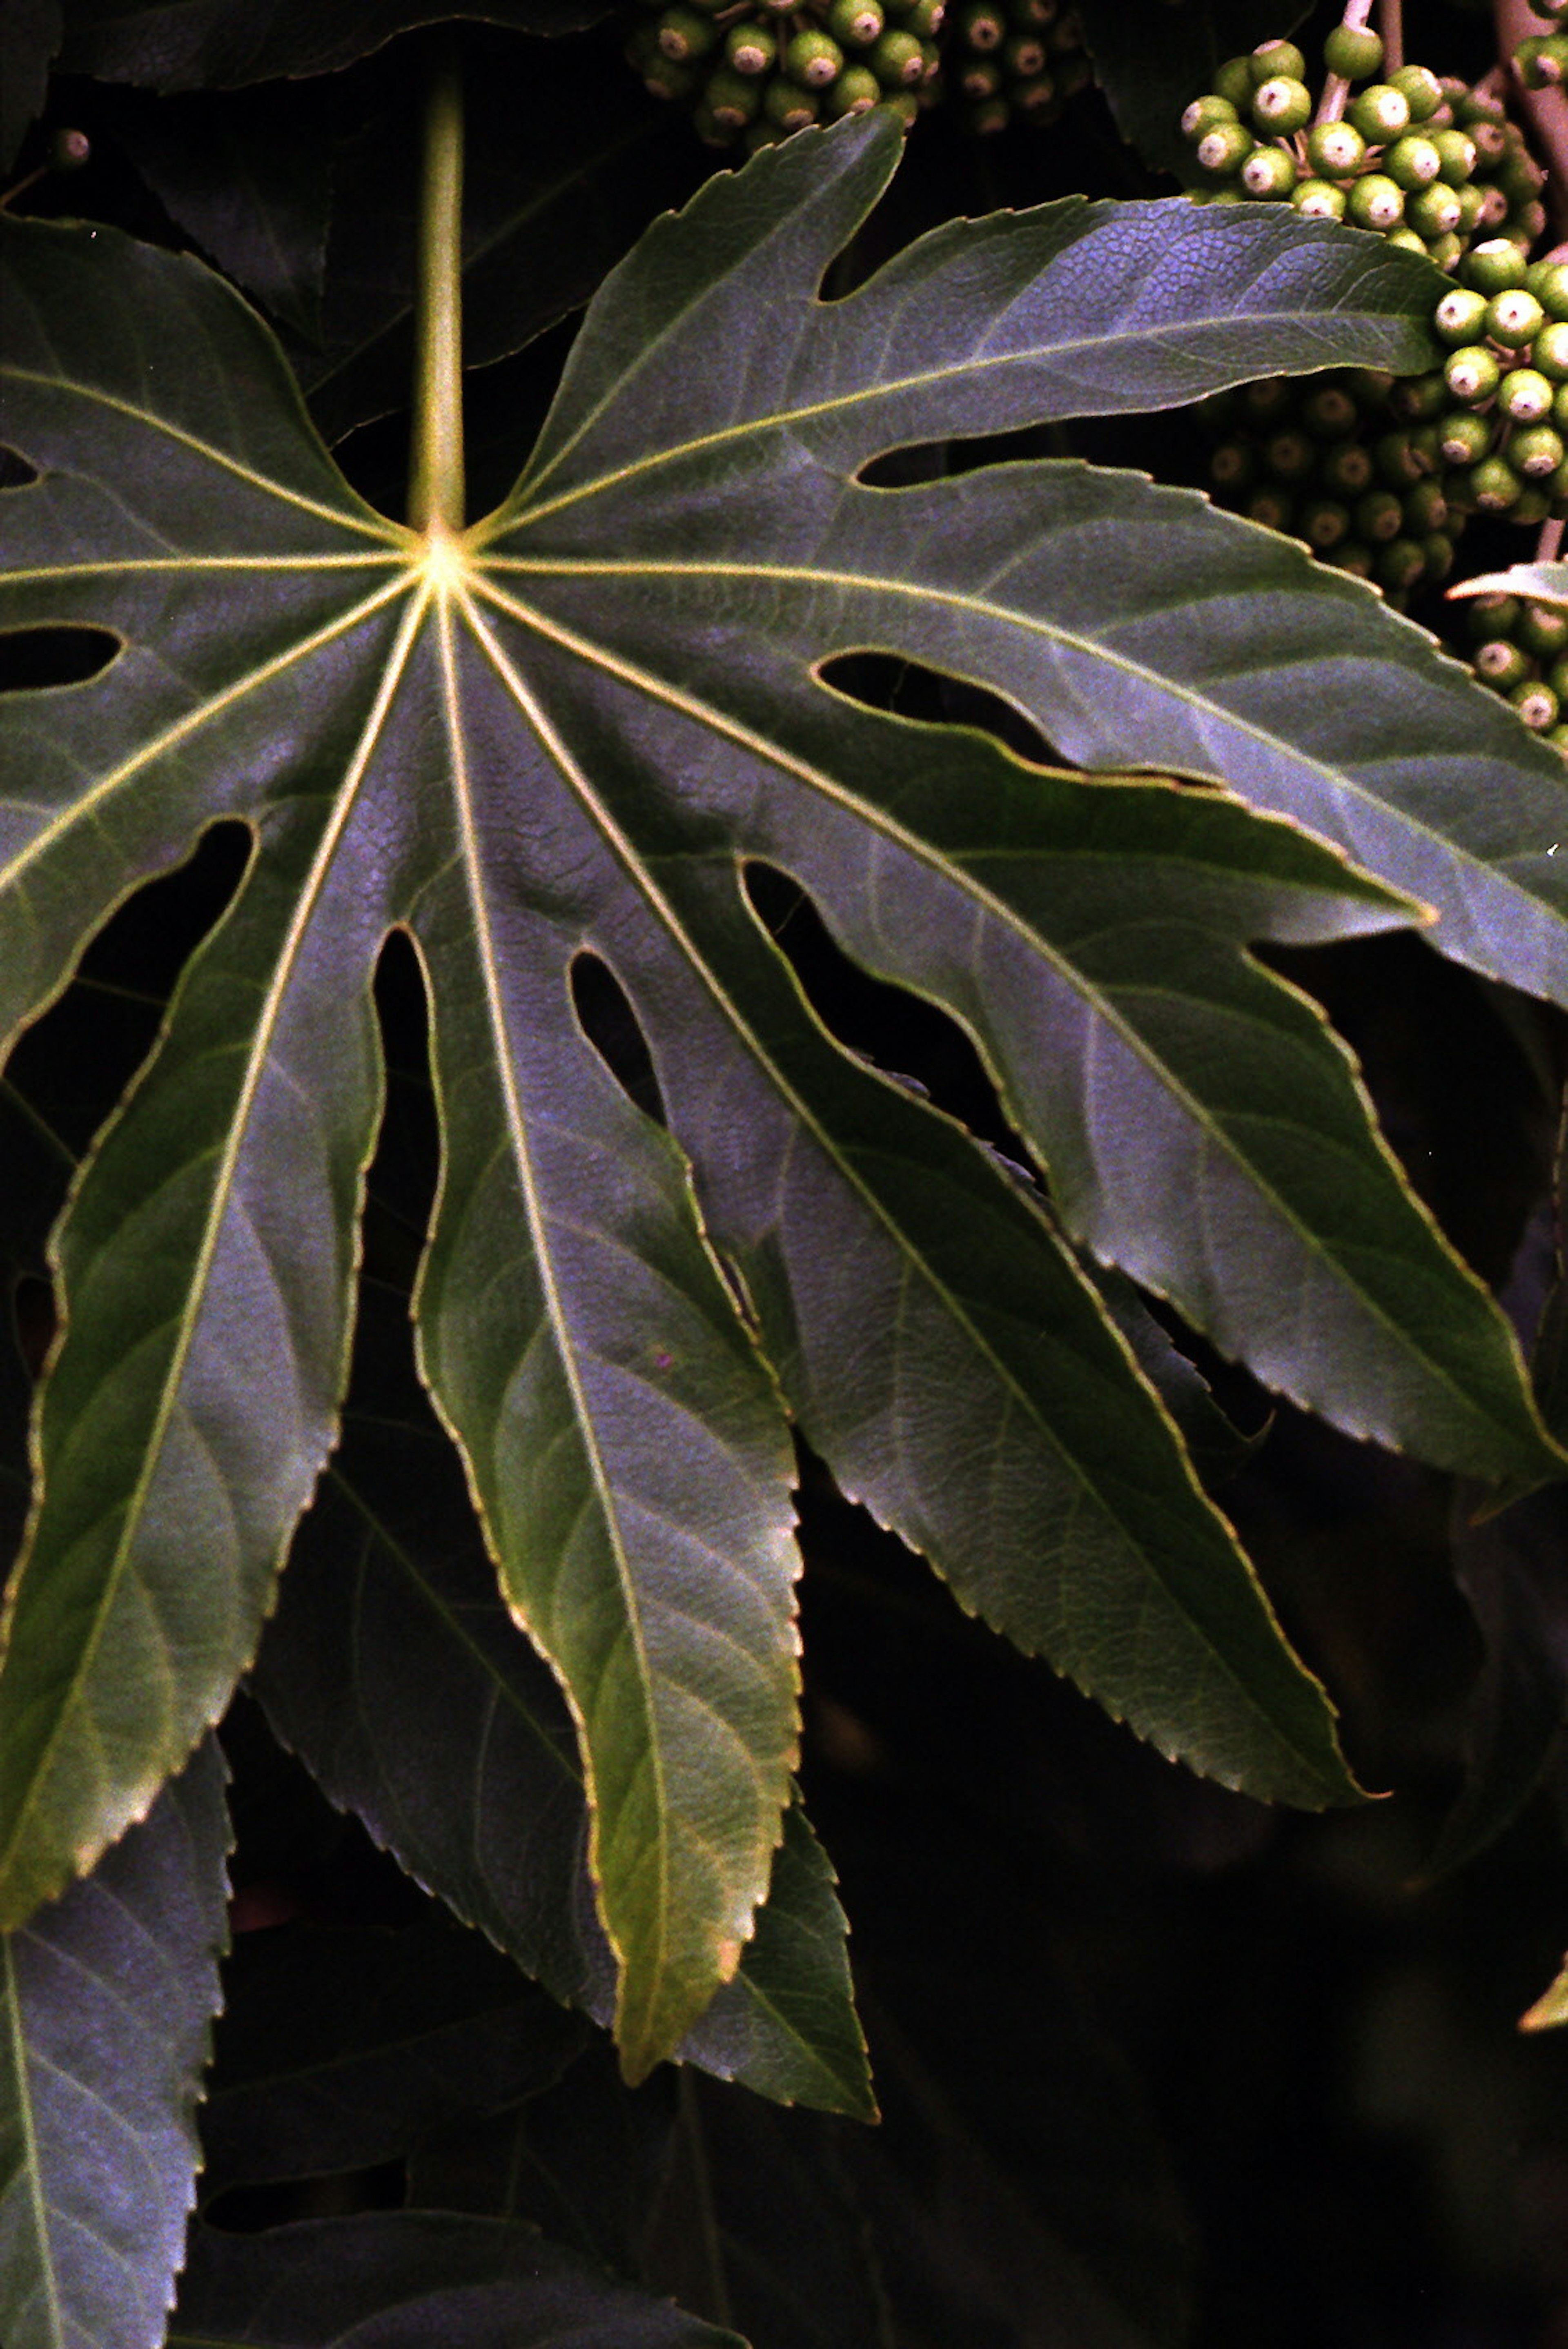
top-left (10, 1275), bottom-right (56, 1384)
top-left (202, 2158), bottom-right (408, 2232)
top-left (0, 626), bottom-right (121, 692)
top-left (2, 819), bottom-right (254, 1158)
top-left (740, 861), bottom-right (1036, 1172)
top-left (363, 931), bottom-right (441, 1294)
top-left (0, 446), bottom-right (38, 488)
top-left (817, 650), bottom-right (1062, 767)
top-left (569, 951), bottom-right (668, 1129)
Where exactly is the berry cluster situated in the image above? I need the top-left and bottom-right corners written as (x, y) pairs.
top-left (1457, 588), bottom-right (1568, 744)
top-left (948, 0), bottom-right (1089, 137)
top-left (1181, 33), bottom-right (1545, 267)
top-left (1198, 368), bottom-right (1459, 608)
top-left (627, 0), bottom-right (943, 145)
top-left (1431, 247), bottom-right (1568, 522)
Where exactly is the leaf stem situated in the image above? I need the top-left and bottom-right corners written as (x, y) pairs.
top-left (408, 48), bottom-right (466, 535)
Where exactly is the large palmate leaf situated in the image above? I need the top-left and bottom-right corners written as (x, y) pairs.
top-left (0, 1735), bottom-right (228, 2349)
top-left (2, 108), bottom-right (1564, 2077)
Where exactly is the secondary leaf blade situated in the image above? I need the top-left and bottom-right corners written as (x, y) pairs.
top-left (0, 1734), bottom-right (229, 2349)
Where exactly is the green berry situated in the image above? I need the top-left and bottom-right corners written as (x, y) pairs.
top-left (1301, 498), bottom-right (1352, 549)
top-left (958, 57), bottom-right (1001, 98)
top-left (1533, 321), bottom-right (1568, 380)
top-left (1390, 371), bottom-right (1448, 422)
top-left (1302, 383), bottom-right (1359, 437)
top-left (1471, 452), bottom-right (1525, 508)
top-left (1249, 39), bottom-right (1306, 84)
top-left (902, 0), bottom-right (944, 31)
top-left (1241, 377), bottom-right (1292, 422)
top-left (1407, 184), bottom-right (1463, 240)
top-left (1372, 430), bottom-right (1423, 488)
top-left (1515, 33), bottom-right (1568, 87)
top-left (828, 61), bottom-right (882, 112)
top-left (1464, 594), bottom-right (1519, 643)
top-left (1348, 83), bottom-right (1411, 141)
top-left (1515, 423), bottom-right (1568, 478)
top-left (1457, 85), bottom-right (1508, 127)
top-left (1384, 134), bottom-right (1442, 190)
top-left (1430, 128), bottom-right (1477, 183)
top-left (1434, 291), bottom-right (1491, 351)
top-left (657, 4), bottom-right (719, 58)
top-left (1329, 543), bottom-right (1375, 580)
top-left (1320, 440), bottom-right (1375, 496)
top-left (1377, 537), bottom-right (1428, 593)
top-left (706, 64), bottom-right (763, 123)
top-left (958, 0), bottom-right (1004, 46)
top-left (1213, 55), bottom-right (1256, 110)
top-left (724, 19), bottom-right (775, 71)
top-left (869, 25), bottom-right (924, 81)
top-left (1305, 118), bottom-right (1366, 176)
top-left (1402, 477), bottom-right (1450, 532)
top-left (786, 27), bottom-right (844, 83)
top-left (831, 0), bottom-right (885, 43)
top-left (1515, 487), bottom-right (1555, 523)
top-left (1452, 185), bottom-right (1487, 237)
top-left (1445, 344), bottom-right (1502, 404)
top-left (1486, 288), bottom-right (1546, 346)
top-left (1183, 94), bottom-right (1239, 138)
top-left (1293, 179), bottom-right (1348, 221)
top-left (1240, 145), bottom-right (1298, 199)
top-left (1248, 485), bottom-right (1295, 532)
top-left (1323, 23), bottom-right (1383, 80)
top-left (1526, 261), bottom-right (1568, 320)
top-left (641, 49), bottom-right (699, 97)
top-left (1512, 678), bottom-right (1561, 728)
top-left (1263, 427), bottom-right (1315, 483)
top-left (1355, 488), bottom-right (1404, 541)
top-left (1422, 533), bottom-right (1455, 583)
top-left (1209, 440), bottom-right (1256, 491)
top-left (1499, 367), bottom-right (1555, 421)
top-left (1474, 636), bottom-right (1531, 687)
top-left (1251, 74), bottom-right (1311, 133)
top-left (1461, 238), bottom-right (1530, 294)
top-left (1195, 117), bottom-right (1253, 171)
top-left (1346, 174), bottom-right (1404, 232)
top-left (1389, 63), bottom-right (1443, 121)
top-left (1004, 31), bottom-right (1047, 76)
top-left (967, 93), bottom-right (1011, 132)
top-left (1520, 601), bottom-right (1568, 657)
top-left (1438, 408), bottom-right (1493, 465)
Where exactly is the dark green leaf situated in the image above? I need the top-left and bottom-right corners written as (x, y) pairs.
top-left (0, 1736), bottom-right (229, 2349)
top-left (252, 1300), bottom-right (875, 2119)
top-left (57, 0), bottom-right (612, 90)
top-left (0, 0), bottom-right (61, 171)
top-left (168, 2213), bottom-right (748, 2347)
top-left (202, 1913), bottom-right (587, 2188)
top-left (2, 119), bottom-right (1549, 2064)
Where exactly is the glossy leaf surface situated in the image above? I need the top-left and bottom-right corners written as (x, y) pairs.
top-left (3, 112), bottom-right (1562, 2076)
top-left (0, 1737), bottom-right (228, 2349)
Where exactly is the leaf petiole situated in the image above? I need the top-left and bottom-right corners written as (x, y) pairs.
top-left (408, 48), bottom-right (466, 536)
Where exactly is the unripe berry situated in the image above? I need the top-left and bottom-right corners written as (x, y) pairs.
top-left (1407, 183), bottom-right (1463, 239)
top-left (724, 19), bottom-right (775, 71)
top-left (902, 0), bottom-right (944, 31)
top-left (1444, 345), bottom-right (1501, 405)
top-left (1183, 94), bottom-right (1239, 138)
top-left (1330, 543), bottom-right (1375, 580)
top-left (1465, 594), bottom-right (1520, 643)
top-left (1209, 440), bottom-right (1256, 491)
top-left (1527, 260), bottom-right (1568, 319)
top-left (641, 50), bottom-right (699, 97)
top-left (1520, 600), bottom-right (1568, 659)
top-left (1510, 200), bottom-right (1550, 247)
top-left (1250, 39), bottom-right (1305, 83)
top-left (49, 128), bottom-right (90, 171)
top-left (1251, 75), bottom-right (1311, 133)
top-left (1301, 498), bottom-right (1352, 549)
top-left (1515, 486), bottom-right (1555, 523)
top-left (1213, 55), bottom-right (1257, 111)
top-left (1500, 366), bottom-right (1555, 421)
top-left (1438, 408), bottom-right (1493, 465)
top-left (869, 25), bottom-right (924, 81)
top-left (959, 0), bottom-right (1004, 46)
top-left (786, 27), bottom-right (844, 83)
top-left (1323, 23), bottom-right (1383, 80)
top-left (1453, 185), bottom-right (1487, 237)
top-left (1293, 179), bottom-right (1348, 221)
top-left (1248, 485), bottom-right (1295, 532)
top-left (831, 0), bottom-right (885, 43)
top-left (1302, 383), bottom-right (1359, 437)
top-left (1471, 452), bottom-right (1525, 508)
top-left (1461, 238), bottom-right (1530, 294)
top-left (1264, 427), bottom-right (1315, 482)
top-left (1346, 174), bottom-right (1404, 232)
top-left (1457, 86), bottom-right (1508, 127)
top-left (1373, 429), bottom-right (1423, 488)
top-left (1241, 377), bottom-right (1292, 422)
top-left (1490, 288), bottom-right (1548, 347)
top-left (1356, 488), bottom-right (1404, 541)
top-left (1384, 134), bottom-right (1442, 189)
top-left (1377, 538), bottom-right (1428, 594)
top-left (1004, 32), bottom-right (1047, 76)
top-left (1241, 145), bottom-right (1297, 199)
top-left (1474, 186), bottom-right (1511, 235)
top-left (1402, 478), bottom-right (1450, 532)
top-left (1422, 533), bottom-right (1455, 582)
top-left (1348, 83), bottom-right (1411, 140)
top-left (1390, 371), bottom-right (1447, 422)
top-left (1015, 77), bottom-right (1059, 120)
top-left (706, 65), bottom-right (762, 123)
top-left (1474, 637), bottom-right (1531, 687)
top-left (1434, 287), bottom-right (1489, 344)
top-left (1533, 320), bottom-right (1568, 379)
top-left (828, 61), bottom-right (882, 111)
top-left (1431, 128), bottom-right (1477, 183)
top-left (1515, 33), bottom-right (1568, 87)
top-left (958, 56), bottom-right (1001, 98)
top-left (1320, 441), bottom-right (1374, 497)
top-left (1305, 119), bottom-right (1366, 176)
top-left (1552, 381), bottom-right (1568, 430)
top-left (1390, 63), bottom-right (1443, 120)
top-left (1512, 679), bottom-right (1561, 729)
top-left (967, 93), bottom-right (1011, 132)
top-left (657, 5), bottom-right (718, 60)
top-left (764, 76), bottom-right (819, 124)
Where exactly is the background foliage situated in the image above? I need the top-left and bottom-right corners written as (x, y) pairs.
top-left (6, 1), bottom-right (1568, 2344)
